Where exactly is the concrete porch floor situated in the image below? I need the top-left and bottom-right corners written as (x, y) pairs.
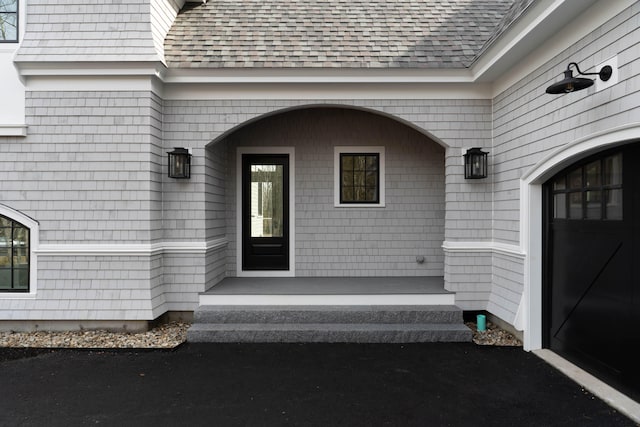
top-left (199, 276), bottom-right (454, 305)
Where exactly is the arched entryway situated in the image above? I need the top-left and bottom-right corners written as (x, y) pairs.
top-left (205, 106), bottom-right (447, 279)
top-left (543, 142), bottom-right (640, 400)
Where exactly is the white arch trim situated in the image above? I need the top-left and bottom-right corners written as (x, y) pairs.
top-left (0, 204), bottom-right (39, 298)
top-left (518, 122), bottom-right (640, 351)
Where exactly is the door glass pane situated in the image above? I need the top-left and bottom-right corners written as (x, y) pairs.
top-left (585, 190), bottom-right (602, 219)
top-left (250, 164), bottom-right (283, 238)
top-left (553, 193), bottom-right (566, 219)
top-left (585, 161), bottom-right (601, 188)
top-left (603, 153), bottom-right (622, 186)
top-left (605, 189), bottom-right (623, 220)
top-left (568, 192), bottom-right (582, 219)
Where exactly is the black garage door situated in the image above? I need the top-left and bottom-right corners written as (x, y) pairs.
top-left (544, 143), bottom-right (640, 400)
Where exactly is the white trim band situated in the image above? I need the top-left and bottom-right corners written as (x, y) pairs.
top-left (35, 239), bottom-right (228, 256)
top-left (442, 241), bottom-right (526, 259)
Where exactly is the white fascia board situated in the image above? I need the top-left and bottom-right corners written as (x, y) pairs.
top-left (162, 82), bottom-right (493, 100)
top-left (25, 75), bottom-right (160, 93)
top-left (162, 67), bottom-right (474, 84)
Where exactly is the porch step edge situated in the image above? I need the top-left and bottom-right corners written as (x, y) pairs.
top-left (193, 305), bottom-right (465, 324)
top-left (198, 294), bottom-right (455, 306)
top-left (187, 322), bottom-right (472, 343)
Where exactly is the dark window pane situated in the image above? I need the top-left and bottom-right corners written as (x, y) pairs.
top-left (568, 169), bottom-right (582, 189)
top-left (0, 268), bottom-right (11, 289)
top-left (13, 226), bottom-right (28, 248)
top-left (341, 155), bottom-right (353, 170)
top-left (568, 192), bottom-right (582, 219)
top-left (365, 171), bottom-right (377, 187)
top-left (366, 156), bottom-right (378, 170)
top-left (0, 216), bottom-right (10, 227)
top-left (585, 161), bottom-right (601, 188)
top-left (342, 172), bottom-right (353, 187)
top-left (606, 189), bottom-right (623, 220)
top-left (354, 187), bottom-right (366, 201)
top-left (554, 193), bottom-right (566, 219)
top-left (585, 190), bottom-right (602, 219)
top-left (342, 187), bottom-right (354, 202)
top-left (14, 247), bottom-right (28, 266)
top-left (366, 188), bottom-right (377, 201)
top-left (354, 156), bottom-right (366, 170)
top-left (553, 177), bottom-right (566, 191)
top-left (0, 227), bottom-right (10, 248)
top-left (14, 268), bottom-right (28, 289)
top-left (354, 171), bottom-right (365, 187)
top-left (604, 153), bottom-right (623, 186)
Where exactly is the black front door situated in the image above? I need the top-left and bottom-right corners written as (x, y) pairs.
top-left (544, 144), bottom-right (640, 400)
top-left (242, 154), bottom-right (289, 271)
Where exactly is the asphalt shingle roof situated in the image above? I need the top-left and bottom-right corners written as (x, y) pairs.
top-left (164, 0), bottom-right (526, 69)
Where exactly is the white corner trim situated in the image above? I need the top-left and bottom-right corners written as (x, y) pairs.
top-left (334, 146), bottom-right (386, 208)
top-left (236, 146), bottom-right (296, 277)
top-left (0, 125), bottom-right (27, 137)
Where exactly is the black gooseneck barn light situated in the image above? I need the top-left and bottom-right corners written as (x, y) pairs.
top-left (546, 62), bottom-right (613, 94)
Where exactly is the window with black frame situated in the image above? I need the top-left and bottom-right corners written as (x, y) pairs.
top-left (551, 152), bottom-right (623, 221)
top-left (340, 153), bottom-right (380, 204)
top-left (0, 0), bottom-right (18, 42)
top-left (0, 214), bottom-right (29, 292)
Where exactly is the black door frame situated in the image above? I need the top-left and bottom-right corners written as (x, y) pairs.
top-left (237, 152), bottom-right (294, 276)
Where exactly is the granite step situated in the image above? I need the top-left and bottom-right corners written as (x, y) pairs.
top-left (193, 305), bottom-right (465, 324)
top-left (187, 322), bottom-right (472, 343)
top-left (187, 305), bottom-right (472, 343)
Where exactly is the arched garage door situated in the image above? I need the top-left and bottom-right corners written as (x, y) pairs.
top-left (544, 143), bottom-right (640, 399)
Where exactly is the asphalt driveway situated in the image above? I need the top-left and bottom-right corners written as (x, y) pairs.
top-left (0, 343), bottom-right (636, 426)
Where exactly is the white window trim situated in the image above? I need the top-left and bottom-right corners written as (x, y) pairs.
top-left (236, 147), bottom-right (295, 277)
top-left (0, 203), bottom-right (38, 298)
top-left (334, 146), bottom-right (386, 208)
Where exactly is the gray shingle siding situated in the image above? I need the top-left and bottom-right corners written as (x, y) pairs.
top-left (15, 91), bottom-right (162, 244)
top-left (15, 0), bottom-right (159, 63)
top-left (489, 3), bottom-right (640, 323)
top-left (492, 1), bottom-right (640, 246)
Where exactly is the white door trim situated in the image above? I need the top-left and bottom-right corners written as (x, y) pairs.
top-left (236, 147), bottom-right (296, 277)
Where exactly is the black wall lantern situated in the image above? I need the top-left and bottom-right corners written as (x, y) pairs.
top-left (546, 62), bottom-right (612, 94)
top-left (464, 147), bottom-right (488, 179)
top-left (168, 147), bottom-right (191, 179)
